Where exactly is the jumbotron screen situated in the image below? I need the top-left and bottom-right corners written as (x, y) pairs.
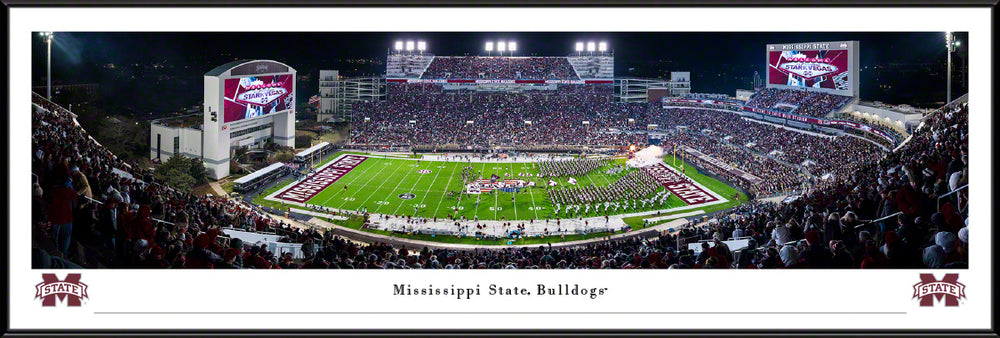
top-left (766, 41), bottom-right (858, 96)
top-left (223, 74), bottom-right (294, 123)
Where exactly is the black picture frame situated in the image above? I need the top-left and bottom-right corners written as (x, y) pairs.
top-left (2, 0), bottom-right (996, 337)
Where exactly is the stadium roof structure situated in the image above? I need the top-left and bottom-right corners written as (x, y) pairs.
top-left (203, 59), bottom-right (294, 77)
top-left (295, 142), bottom-right (331, 157)
top-left (151, 113), bottom-right (203, 129)
top-left (857, 100), bottom-right (925, 115)
top-left (204, 60), bottom-right (252, 77)
top-left (233, 162), bottom-right (285, 185)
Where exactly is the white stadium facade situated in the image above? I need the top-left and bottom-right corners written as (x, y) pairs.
top-left (150, 60), bottom-right (297, 179)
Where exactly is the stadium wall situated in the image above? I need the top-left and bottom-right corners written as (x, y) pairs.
top-left (149, 123), bottom-right (203, 162)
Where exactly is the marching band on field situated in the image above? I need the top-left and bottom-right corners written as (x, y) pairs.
top-left (549, 169), bottom-right (673, 218)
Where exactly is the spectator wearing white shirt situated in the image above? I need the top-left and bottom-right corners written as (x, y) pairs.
top-left (772, 222), bottom-right (792, 247)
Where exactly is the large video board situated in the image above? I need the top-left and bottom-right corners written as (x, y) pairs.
top-left (223, 74), bottom-right (295, 123)
top-left (766, 41), bottom-right (859, 97)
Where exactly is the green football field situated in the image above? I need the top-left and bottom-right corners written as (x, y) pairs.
top-left (262, 153), bottom-right (738, 221)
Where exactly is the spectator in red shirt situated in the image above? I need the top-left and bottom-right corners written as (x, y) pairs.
top-left (243, 245), bottom-right (272, 269)
top-left (215, 249), bottom-right (240, 269)
top-left (859, 240), bottom-right (888, 269)
top-left (185, 233), bottom-right (219, 269)
top-left (894, 174), bottom-right (922, 215)
top-left (131, 205), bottom-right (154, 243)
top-left (46, 176), bottom-right (77, 256)
top-left (140, 244), bottom-right (168, 268)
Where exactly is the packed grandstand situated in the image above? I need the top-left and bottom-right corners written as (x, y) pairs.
top-left (421, 56), bottom-right (579, 80)
top-left (31, 53), bottom-right (968, 270)
top-left (350, 83), bottom-right (888, 197)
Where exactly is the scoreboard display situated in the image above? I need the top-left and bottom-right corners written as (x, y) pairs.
top-left (223, 74), bottom-right (295, 123)
top-left (766, 41), bottom-right (859, 97)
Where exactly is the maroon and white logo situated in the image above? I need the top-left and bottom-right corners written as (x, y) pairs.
top-left (913, 273), bottom-right (966, 307)
top-left (779, 59), bottom-right (839, 80)
top-left (417, 170), bottom-right (432, 174)
top-left (236, 84), bottom-right (289, 106)
top-left (36, 273), bottom-right (88, 307)
top-left (275, 155), bottom-right (367, 203)
top-left (642, 163), bottom-right (719, 205)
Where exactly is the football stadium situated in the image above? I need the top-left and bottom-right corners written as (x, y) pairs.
top-left (30, 33), bottom-right (969, 270)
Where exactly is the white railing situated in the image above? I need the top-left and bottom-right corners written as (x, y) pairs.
top-left (937, 184), bottom-right (968, 214)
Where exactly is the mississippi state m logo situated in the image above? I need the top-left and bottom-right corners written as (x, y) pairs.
top-left (912, 273), bottom-right (965, 307)
top-left (35, 273), bottom-right (88, 307)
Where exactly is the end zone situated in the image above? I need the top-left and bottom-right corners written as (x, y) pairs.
top-left (265, 154), bottom-right (368, 206)
top-left (643, 161), bottom-right (727, 205)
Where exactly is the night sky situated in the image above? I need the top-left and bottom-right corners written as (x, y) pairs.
top-left (31, 31), bottom-right (968, 115)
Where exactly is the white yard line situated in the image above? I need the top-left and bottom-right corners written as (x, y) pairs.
top-left (397, 161), bottom-right (442, 215)
top-left (594, 160), bottom-right (615, 186)
top-left (527, 182), bottom-right (540, 220)
top-left (373, 160), bottom-right (421, 214)
top-left (472, 161), bottom-right (487, 220)
top-left (433, 162), bottom-right (460, 219)
top-left (509, 161), bottom-right (517, 220)
top-left (351, 158), bottom-right (411, 211)
top-left (331, 157), bottom-right (396, 209)
top-left (318, 156), bottom-right (384, 207)
top-left (391, 161), bottom-right (432, 215)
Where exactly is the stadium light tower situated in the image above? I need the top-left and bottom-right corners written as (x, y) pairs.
top-left (417, 41), bottom-right (426, 53)
top-left (485, 41), bottom-right (494, 56)
top-left (406, 40), bottom-right (415, 52)
top-left (945, 32), bottom-right (954, 103)
top-left (394, 41), bottom-right (403, 53)
top-left (40, 32), bottom-right (53, 99)
top-left (575, 42), bottom-right (584, 55)
top-left (598, 41), bottom-right (608, 53)
top-left (509, 41), bottom-right (517, 55)
top-left (498, 41), bottom-right (506, 56)
top-left (586, 42), bottom-right (596, 54)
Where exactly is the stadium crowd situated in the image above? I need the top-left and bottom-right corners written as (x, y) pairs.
top-left (671, 132), bottom-right (805, 196)
top-left (32, 96), bottom-right (304, 269)
top-left (835, 113), bottom-right (906, 142)
top-left (676, 101), bottom-right (969, 269)
top-left (421, 56), bottom-right (579, 80)
top-left (350, 84), bottom-right (649, 148)
top-left (647, 106), bottom-right (886, 196)
top-left (745, 88), bottom-right (853, 118)
top-left (31, 86), bottom-right (967, 269)
top-left (353, 85), bottom-right (889, 198)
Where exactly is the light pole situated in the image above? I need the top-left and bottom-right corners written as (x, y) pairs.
top-left (41, 32), bottom-right (53, 99)
top-left (946, 32), bottom-right (953, 104)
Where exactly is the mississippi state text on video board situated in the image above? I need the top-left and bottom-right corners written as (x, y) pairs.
top-left (766, 41), bottom-right (858, 97)
top-left (223, 74), bottom-right (294, 123)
